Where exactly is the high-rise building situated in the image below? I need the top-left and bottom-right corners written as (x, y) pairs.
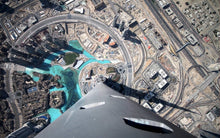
top-left (36, 83), bottom-right (194, 138)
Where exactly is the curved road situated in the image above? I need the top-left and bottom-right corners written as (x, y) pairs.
top-left (15, 14), bottom-right (133, 87)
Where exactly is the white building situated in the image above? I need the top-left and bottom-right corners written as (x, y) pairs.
top-left (159, 69), bottom-right (167, 79)
top-left (73, 60), bottom-right (83, 69)
top-left (165, 7), bottom-right (173, 15)
top-left (186, 34), bottom-right (198, 45)
top-left (142, 102), bottom-right (152, 110)
top-left (206, 112), bottom-right (215, 122)
top-left (156, 0), bottom-right (170, 9)
top-left (149, 70), bottom-right (157, 79)
top-left (65, 0), bottom-right (75, 5)
top-left (17, 23), bottom-right (27, 32)
top-left (153, 103), bottom-right (164, 113)
top-left (157, 79), bottom-right (168, 89)
top-left (74, 7), bottom-right (84, 14)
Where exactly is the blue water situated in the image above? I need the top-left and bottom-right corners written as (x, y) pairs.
top-left (47, 108), bottom-right (62, 122)
top-left (79, 58), bottom-right (110, 70)
top-left (49, 87), bottom-right (67, 93)
top-left (25, 40), bottom-right (110, 123)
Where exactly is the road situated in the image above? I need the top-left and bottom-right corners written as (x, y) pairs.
top-left (110, 2), bottom-right (146, 75)
top-left (186, 72), bottom-right (219, 103)
top-left (144, 0), bottom-right (206, 78)
top-left (4, 65), bottom-right (20, 129)
top-left (133, 37), bottom-right (146, 75)
top-left (15, 14), bottom-right (133, 87)
top-left (167, 2), bottom-right (220, 96)
top-left (168, 72), bottom-right (219, 121)
top-left (143, 0), bottom-right (214, 119)
top-left (169, 1), bottom-right (204, 44)
top-left (163, 60), bottom-right (185, 118)
top-left (0, 0), bottom-right (39, 45)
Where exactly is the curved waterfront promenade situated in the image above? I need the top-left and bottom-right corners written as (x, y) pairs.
top-left (25, 40), bottom-right (111, 122)
top-left (15, 14), bottom-right (133, 87)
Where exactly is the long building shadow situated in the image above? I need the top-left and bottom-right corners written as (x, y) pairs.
top-left (28, 45), bottom-right (83, 71)
top-left (0, 3), bottom-right (14, 14)
top-left (103, 79), bottom-right (197, 114)
top-left (124, 30), bottom-right (141, 44)
top-left (39, 0), bottom-right (64, 11)
top-left (36, 62), bottom-right (51, 71)
top-left (0, 89), bottom-right (9, 99)
top-left (9, 43), bottom-right (84, 71)
top-left (199, 129), bottom-right (220, 138)
top-left (66, 45), bottom-right (83, 54)
top-left (45, 54), bottom-right (59, 61)
top-left (39, 46), bottom-right (83, 64)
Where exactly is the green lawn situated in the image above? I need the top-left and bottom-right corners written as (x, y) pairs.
top-left (63, 52), bottom-right (79, 65)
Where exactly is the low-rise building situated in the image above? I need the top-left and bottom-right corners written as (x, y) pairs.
top-left (179, 116), bottom-right (193, 128)
top-left (176, 21), bottom-right (183, 29)
top-left (206, 112), bottom-right (215, 122)
top-left (28, 16), bottom-right (37, 25)
top-left (103, 34), bottom-right (110, 43)
top-left (16, 27), bottom-right (22, 34)
top-left (65, 0), bottom-right (75, 5)
top-left (73, 60), bottom-right (83, 69)
top-left (157, 79), bottom-right (168, 89)
top-left (86, 70), bottom-right (93, 80)
top-left (165, 7), bottom-right (173, 15)
top-left (182, 29), bottom-right (190, 37)
top-left (148, 31), bottom-right (163, 50)
top-left (153, 103), bottom-right (164, 113)
top-left (149, 70), bottom-right (157, 79)
top-left (142, 102), bottom-right (152, 109)
top-left (156, 0), bottom-right (170, 9)
top-left (74, 7), bottom-right (84, 14)
top-left (186, 34), bottom-right (198, 45)
top-left (159, 69), bottom-right (167, 79)
top-left (170, 13), bottom-right (176, 20)
top-left (109, 41), bottom-right (116, 47)
top-left (9, 30), bottom-right (18, 40)
top-left (57, 57), bottom-right (66, 66)
top-left (173, 17), bottom-right (180, 24)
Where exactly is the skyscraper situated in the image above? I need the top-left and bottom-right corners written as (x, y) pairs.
top-left (36, 83), bottom-right (195, 138)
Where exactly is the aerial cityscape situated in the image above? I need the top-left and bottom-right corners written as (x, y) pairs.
top-left (0, 0), bottom-right (219, 137)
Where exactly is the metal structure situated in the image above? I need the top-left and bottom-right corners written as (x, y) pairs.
top-left (36, 82), bottom-right (194, 138)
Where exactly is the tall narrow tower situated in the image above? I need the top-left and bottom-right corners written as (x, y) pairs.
top-left (36, 83), bottom-right (195, 138)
